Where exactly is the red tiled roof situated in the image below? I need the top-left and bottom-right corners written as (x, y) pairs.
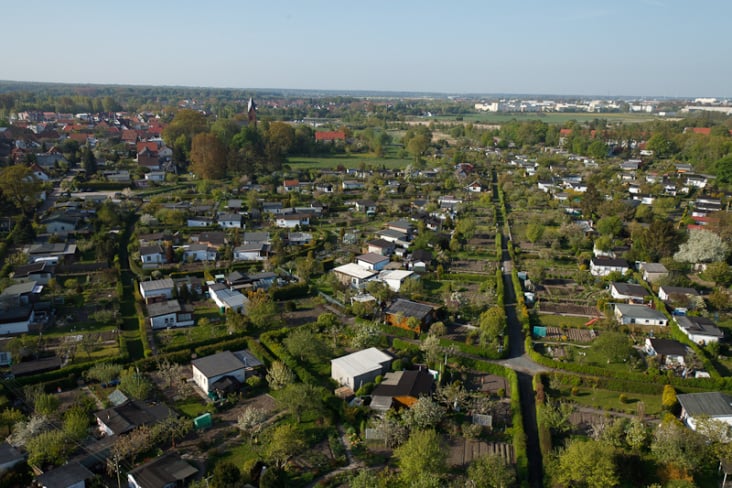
top-left (559, 128), bottom-right (572, 136)
top-left (121, 129), bottom-right (139, 142)
top-left (136, 141), bottom-right (159, 153)
top-left (688, 127), bottom-right (711, 135)
top-left (69, 133), bottom-right (89, 143)
top-left (315, 131), bottom-right (346, 141)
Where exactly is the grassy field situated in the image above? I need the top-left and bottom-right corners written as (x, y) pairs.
top-left (537, 314), bottom-right (595, 328)
top-left (424, 112), bottom-right (662, 125)
top-left (555, 385), bottom-right (663, 416)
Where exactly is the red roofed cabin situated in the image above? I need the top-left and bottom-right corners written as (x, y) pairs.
top-left (315, 131), bottom-right (346, 144)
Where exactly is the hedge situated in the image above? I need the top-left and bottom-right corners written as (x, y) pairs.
top-left (259, 328), bottom-right (319, 385)
top-left (271, 282), bottom-right (311, 301)
top-left (533, 374), bottom-right (552, 458)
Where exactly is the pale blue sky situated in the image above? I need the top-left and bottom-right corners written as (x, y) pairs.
top-left (2, 0), bottom-right (730, 97)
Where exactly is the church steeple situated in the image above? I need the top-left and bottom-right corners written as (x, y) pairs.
top-left (247, 97), bottom-right (257, 128)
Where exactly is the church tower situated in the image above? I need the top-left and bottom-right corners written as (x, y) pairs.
top-left (247, 97), bottom-right (257, 128)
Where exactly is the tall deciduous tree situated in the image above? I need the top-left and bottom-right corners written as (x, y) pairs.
top-left (674, 229), bottom-right (729, 264)
top-left (265, 423), bottom-right (305, 468)
top-left (467, 453), bottom-right (517, 488)
top-left (0, 165), bottom-right (42, 215)
top-left (553, 439), bottom-right (618, 488)
top-left (190, 132), bottom-right (227, 180)
top-left (265, 361), bottom-right (294, 390)
top-left (394, 430), bottom-right (446, 487)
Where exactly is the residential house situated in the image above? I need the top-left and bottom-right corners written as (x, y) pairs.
top-left (191, 350), bottom-right (263, 394)
top-left (376, 229), bottom-right (410, 248)
top-left (282, 179), bottom-right (300, 192)
top-left (182, 244), bottom-right (217, 262)
top-left (217, 213), bottom-right (244, 229)
top-left (275, 213), bottom-right (310, 228)
top-left (366, 239), bottom-right (395, 256)
top-left (186, 216), bottom-right (213, 227)
top-left (261, 202), bottom-right (284, 214)
top-left (355, 200), bottom-right (377, 215)
top-left (609, 282), bottom-right (648, 303)
top-left (342, 180), bottom-right (364, 191)
top-left (379, 270), bottom-right (418, 292)
top-left (233, 243), bottom-right (269, 262)
top-left (1, 281), bottom-right (41, 306)
top-left (466, 180), bottom-right (483, 192)
top-left (658, 286), bottom-right (700, 302)
top-left (10, 356), bottom-right (61, 377)
top-left (143, 171), bottom-right (165, 183)
top-left (639, 262), bottom-right (669, 283)
top-left (11, 261), bottom-right (54, 285)
top-left (0, 305), bottom-right (34, 335)
top-left (147, 299), bottom-right (194, 329)
top-left (613, 303), bottom-right (668, 327)
top-left (356, 253), bottom-right (390, 271)
top-left (127, 453), bottom-right (198, 488)
top-left (95, 400), bottom-right (171, 436)
top-left (386, 220), bottom-right (414, 239)
top-left (644, 338), bottom-right (688, 366)
top-left (315, 131), bottom-right (346, 143)
top-left (195, 231), bottom-right (226, 248)
top-left (331, 347), bottom-right (393, 391)
top-left (678, 392), bottom-right (732, 431)
top-left (675, 315), bottom-right (724, 344)
top-left (36, 462), bottom-right (94, 488)
top-left (385, 299), bottom-right (437, 333)
top-left (333, 263), bottom-right (378, 289)
top-left (140, 245), bottom-right (166, 265)
top-left (590, 257), bottom-right (630, 277)
top-left (43, 214), bottom-right (79, 234)
top-left (287, 232), bottom-right (313, 245)
top-left (138, 278), bottom-right (175, 303)
top-left (208, 283), bottom-right (247, 314)
top-left (370, 369), bottom-right (435, 411)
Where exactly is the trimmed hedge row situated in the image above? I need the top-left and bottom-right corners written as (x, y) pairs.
top-left (533, 374), bottom-right (552, 459)
top-left (271, 282), bottom-right (311, 301)
top-left (259, 328), bottom-right (319, 385)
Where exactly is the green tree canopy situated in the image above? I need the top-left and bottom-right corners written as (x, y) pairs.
top-left (553, 439), bottom-right (618, 488)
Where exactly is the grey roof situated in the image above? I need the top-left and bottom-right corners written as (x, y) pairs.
top-left (139, 244), bottom-right (164, 255)
top-left (232, 350), bottom-right (264, 369)
top-left (1, 281), bottom-right (39, 296)
top-left (640, 262), bottom-right (668, 274)
top-left (0, 442), bottom-right (23, 467)
top-left (146, 300), bottom-right (183, 317)
top-left (386, 299), bottom-right (434, 320)
top-left (128, 453), bottom-right (198, 488)
top-left (107, 389), bottom-right (129, 407)
top-left (660, 286), bottom-right (700, 297)
top-left (242, 231), bottom-right (270, 243)
top-left (675, 315), bottom-right (724, 338)
top-left (648, 338), bottom-right (687, 356)
top-left (388, 219), bottom-right (414, 231)
top-left (10, 356), bottom-right (62, 376)
top-left (678, 392), bottom-right (732, 417)
top-left (367, 238), bottom-right (395, 249)
top-left (139, 278), bottom-right (174, 293)
top-left (610, 282), bottom-right (648, 297)
top-left (371, 370), bottom-right (434, 400)
top-left (377, 229), bottom-right (408, 240)
top-left (192, 351), bottom-right (247, 378)
top-left (36, 462), bottom-right (93, 488)
top-left (591, 257), bottom-right (630, 268)
top-left (357, 253), bottom-right (390, 265)
top-left (614, 303), bottom-right (667, 321)
top-left (96, 400), bottom-right (171, 435)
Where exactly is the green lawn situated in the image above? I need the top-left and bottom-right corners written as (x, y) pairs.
top-left (554, 385), bottom-right (663, 416)
top-left (175, 398), bottom-right (210, 418)
top-left (537, 314), bottom-right (594, 328)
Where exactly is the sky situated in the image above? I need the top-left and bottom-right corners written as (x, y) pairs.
top-left (2, 0), bottom-right (731, 98)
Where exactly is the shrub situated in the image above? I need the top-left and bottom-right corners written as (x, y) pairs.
top-left (571, 387), bottom-right (579, 396)
top-left (392, 359), bottom-right (403, 371)
top-left (619, 393), bottom-right (629, 404)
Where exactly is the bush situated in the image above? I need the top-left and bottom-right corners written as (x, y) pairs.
top-left (392, 359), bottom-right (403, 371)
top-left (619, 393), bottom-right (629, 404)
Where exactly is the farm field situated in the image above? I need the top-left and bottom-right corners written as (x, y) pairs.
top-left (424, 111), bottom-right (664, 125)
